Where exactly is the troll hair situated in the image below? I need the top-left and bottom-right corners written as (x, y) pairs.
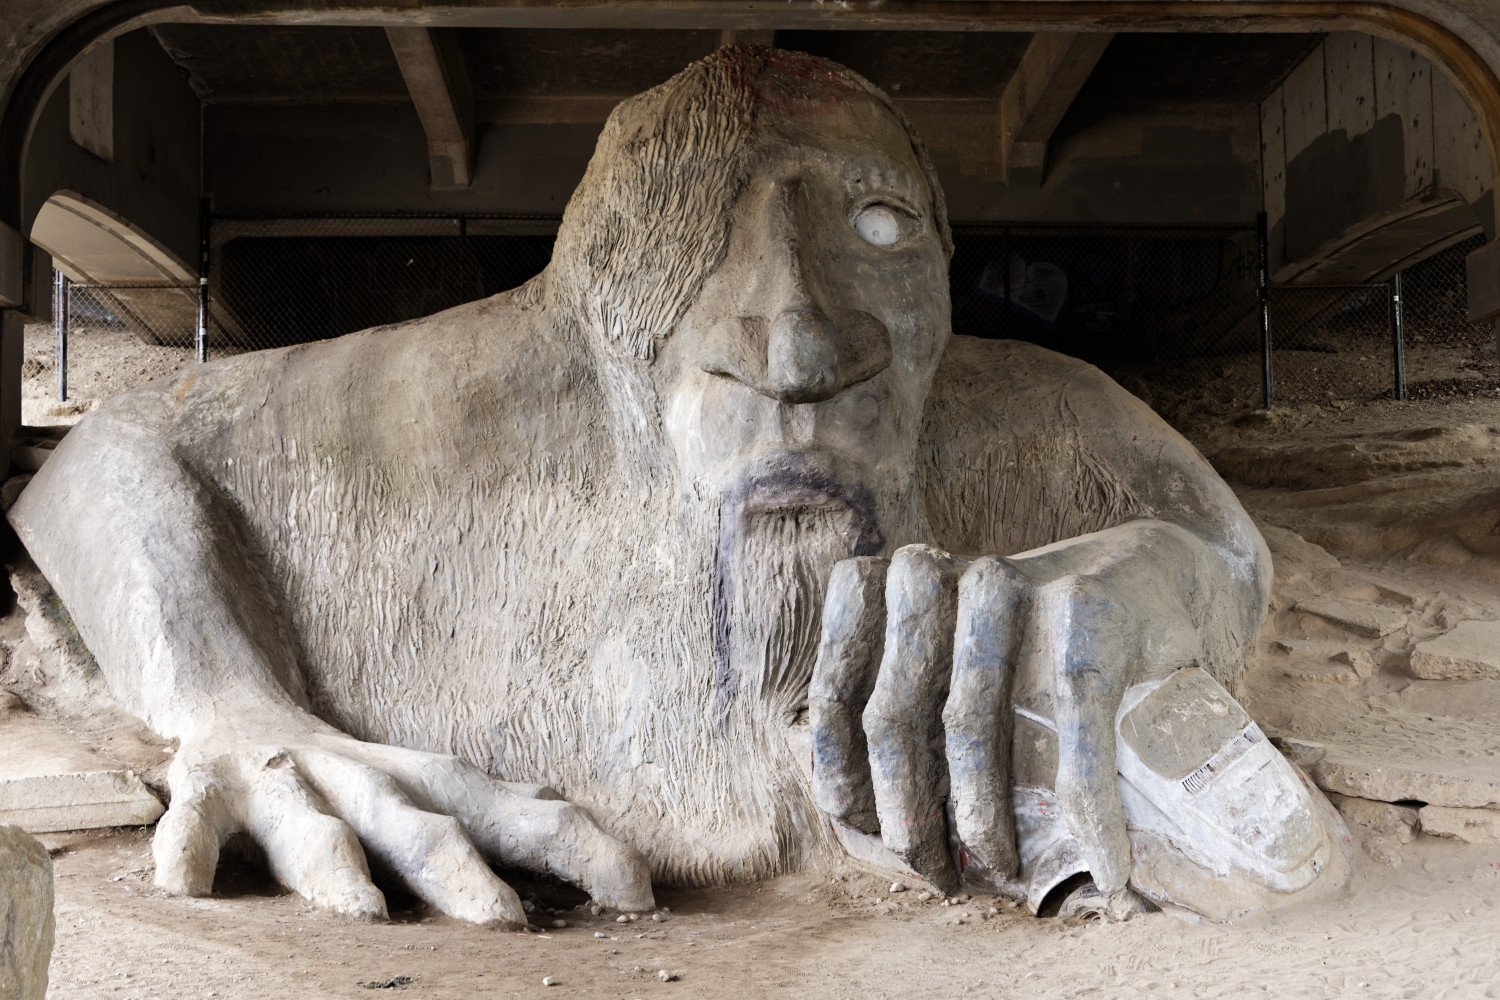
top-left (549, 45), bottom-right (954, 362)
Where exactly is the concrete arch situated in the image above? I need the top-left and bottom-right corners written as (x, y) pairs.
top-left (30, 190), bottom-right (193, 284)
top-left (30, 190), bottom-right (202, 346)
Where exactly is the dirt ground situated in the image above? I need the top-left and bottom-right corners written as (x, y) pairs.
top-left (31, 827), bottom-right (1500, 999)
top-left (9, 323), bottom-right (1500, 999)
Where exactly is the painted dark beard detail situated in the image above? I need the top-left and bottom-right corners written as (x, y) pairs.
top-left (713, 504), bottom-right (868, 724)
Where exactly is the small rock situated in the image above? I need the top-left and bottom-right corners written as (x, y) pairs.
top-left (589, 904), bottom-right (602, 916)
top-left (651, 912), bottom-right (668, 922)
top-left (657, 969), bottom-right (677, 982)
top-left (1360, 833), bottom-right (1403, 867)
top-left (550, 919), bottom-right (567, 929)
top-left (1332, 649), bottom-right (1377, 677)
top-left (627, 912), bottom-right (640, 922)
top-left (1409, 621), bottom-right (1500, 681)
top-left (542, 976), bottom-right (556, 987)
top-left (1294, 597), bottom-right (1407, 638)
top-left (1329, 793), bottom-right (1420, 842)
top-left (616, 915), bottom-right (630, 924)
top-left (523, 900), bottom-right (536, 913)
top-left (594, 932), bottom-right (607, 939)
top-left (888, 882), bottom-right (906, 894)
top-left (916, 891), bottom-right (932, 902)
top-left (1419, 804), bottom-right (1500, 844)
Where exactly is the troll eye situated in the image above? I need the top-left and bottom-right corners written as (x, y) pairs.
top-left (851, 204), bottom-right (903, 247)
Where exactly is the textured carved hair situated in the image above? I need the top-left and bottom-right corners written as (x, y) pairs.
top-left (551, 45), bottom-right (954, 361)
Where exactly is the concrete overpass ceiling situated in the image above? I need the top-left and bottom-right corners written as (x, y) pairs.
top-left (457, 29), bottom-right (720, 98)
top-left (144, 24), bottom-right (1331, 112)
top-left (1074, 33), bottom-right (1326, 107)
top-left (149, 24), bottom-right (410, 103)
top-left (773, 31), bottom-right (1033, 98)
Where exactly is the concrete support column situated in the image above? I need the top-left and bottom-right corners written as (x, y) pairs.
top-left (385, 27), bottom-right (475, 189)
top-left (1, 309), bottom-right (23, 475)
top-left (999, 32), bottom-right (1115, 186)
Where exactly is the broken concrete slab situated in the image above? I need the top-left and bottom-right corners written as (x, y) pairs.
top-left (1282, 660), bottom-right (1360, 685)
top-left (1418, 805), bottom-right (1500, 844)
top-left (1302, 709), bottom-right (1500, 810)
top-left (1261, 524), bottom-right (1341, 585)
top-left (1270, 638), bottom-right (1343, 657)
top-left (0, 824), bottom-right (53, 1000)
top-left (0, 708), bottom-right (163, 833)
top-left (1327, 793), bottom-right (1419, 843)
top-left (1409, 619), bottom-right (1500, 681)
top-left (1294, 597), bottom-right (1408, 638)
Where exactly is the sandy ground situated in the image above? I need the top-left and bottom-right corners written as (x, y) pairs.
top-left (31, 827), bottom-right (1500, 1000)
top-left (8, 324), bottom-right (1500, 999)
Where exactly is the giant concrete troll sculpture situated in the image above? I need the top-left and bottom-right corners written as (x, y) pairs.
top-left (10, 48), bottom-right (1348, 926)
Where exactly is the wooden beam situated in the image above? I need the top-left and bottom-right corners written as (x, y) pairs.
top-left (385, 27), bottom-right (475, 188)
top-left (999, 31), bottom-right (1115, 185)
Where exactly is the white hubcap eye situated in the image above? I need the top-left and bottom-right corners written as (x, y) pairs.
top-left (852, 205), bottom-right (903, 247)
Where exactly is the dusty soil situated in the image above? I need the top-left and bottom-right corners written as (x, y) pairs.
top-left (18, 321), bottom-right (239, 427)
top-left (31, 826), bottom-right (1500, 1000)
top-left (9, 327), bottom-right (1500, 999)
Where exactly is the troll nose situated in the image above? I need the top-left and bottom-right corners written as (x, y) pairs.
top-left (767, 307), bottom-right (840, 404)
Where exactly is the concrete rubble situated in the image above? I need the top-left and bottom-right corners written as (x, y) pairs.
top-left (1294, 597), bottom-right (1408, 638)
top-left (1302, 709), bottom-right (1500, 810)
top-left (0, 698), bottom-right (164, 833)
top-left (0, 824), bottom-right (54, 1000)
top-left (1417, 805), bottom-right (1500, 844)
top-left (1327, 794), bottom-right (1420, 843)
top-left (1408, 619), bottom-right (1500, 681)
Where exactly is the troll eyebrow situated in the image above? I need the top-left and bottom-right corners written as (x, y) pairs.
top-left (829, 153), bottom-right (924, 200)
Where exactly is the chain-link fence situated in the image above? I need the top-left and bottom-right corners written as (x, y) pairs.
top-left (1397, 232), bottom-right (1499, 401)
top-left (23, 283), bottom-right (210, 419)
top-left (949, 224), bottom-right (1267, 422)
top-left (34, 217), bottom-right (1496, 424)
top-left (210, 216), bottom-right (557, 350)
top-left (1266, 283), bottom-right (1398, 406)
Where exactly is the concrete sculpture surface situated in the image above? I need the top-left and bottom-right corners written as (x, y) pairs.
top-left (9, 47), bottom-right (1349, 926)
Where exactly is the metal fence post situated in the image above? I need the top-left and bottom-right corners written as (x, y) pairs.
top-left (1256, 212), bottom-right (1272, 409)
top-left (53, 269), bottom-right (68, 402)
top-left (1391, 271), bottom-right (1406, 401)
top-left (196, 197), bottom-right (210, 363)
top-left (1001, 225), bottom-right (1011, 341)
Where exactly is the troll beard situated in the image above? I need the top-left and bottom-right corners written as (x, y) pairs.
top-left (712, 482), bottom-right (884, 726)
